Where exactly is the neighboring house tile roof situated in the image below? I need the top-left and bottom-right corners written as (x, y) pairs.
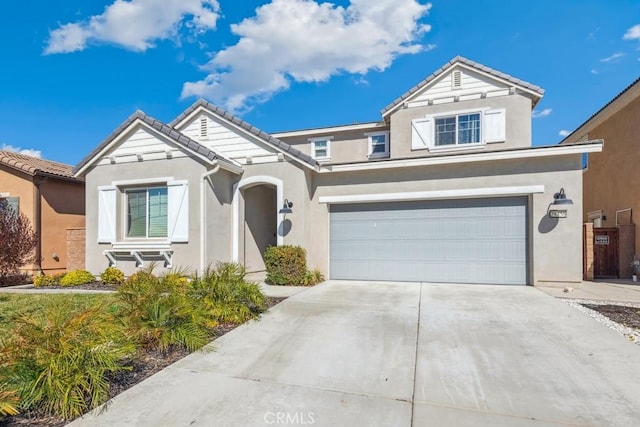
top-left (73, 110), bottom-right (239, 176)
top-left (0, 150), bottom-right (82, 182)
top-left (560, 76), bottom-right (640, 144)
top-left (170, 99), bottom-right (319, 168)
top-left (381, 56), bottom-right (545, 117)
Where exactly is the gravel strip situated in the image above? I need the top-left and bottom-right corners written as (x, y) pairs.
top-left (563, 298), bottom-right (640, 345)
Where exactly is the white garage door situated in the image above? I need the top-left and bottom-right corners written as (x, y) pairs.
top-left (329, 197), bottom-right (528, 285)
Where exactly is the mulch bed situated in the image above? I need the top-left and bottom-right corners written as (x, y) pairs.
top-left (24, 281), bottom-right (118, 291)
top-left (1, 296), bottom-right (286, 427)
top-left (581, 304), bottom-right (640, 330)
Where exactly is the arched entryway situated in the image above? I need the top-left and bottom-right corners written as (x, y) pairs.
top-left (232, 176), bottom-right (284, 271)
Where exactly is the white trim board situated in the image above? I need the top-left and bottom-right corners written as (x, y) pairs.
top-left (320, 142), bottom-right (603, 173)
top-left (318, 185), bottom-right (545, 204)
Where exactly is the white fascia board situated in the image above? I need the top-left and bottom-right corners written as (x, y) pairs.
top-left (319, 185), bottom-right (545, 204)
top-left (319, 143), bottom-right (603, 173)
top-left (111, 177), bottom-right (175, 186)
top-left (273, 122), bottom-right (386, 138)
top-left (217, 160), bottom-right (244, 175)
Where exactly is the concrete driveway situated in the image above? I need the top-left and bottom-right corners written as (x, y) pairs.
top-left (70, 281), bottom-right (640, 426)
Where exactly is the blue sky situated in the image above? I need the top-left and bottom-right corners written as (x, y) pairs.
top-left (0, 0), bottom-right (638, 165)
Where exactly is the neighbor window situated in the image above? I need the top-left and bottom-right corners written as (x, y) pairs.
top-left (435, 113), bottom-right (481, 146)
top-left (126, 187), bottom-right (168, 238)
top-left (0, 196), bottom-right (19, 213)
top-left (367, 132), bottom-right (390, 158)
top-left (310, 137), bottom-right (331, 159)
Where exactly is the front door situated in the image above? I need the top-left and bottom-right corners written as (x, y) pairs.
top-left (593, 228), bottom-right (618, 278)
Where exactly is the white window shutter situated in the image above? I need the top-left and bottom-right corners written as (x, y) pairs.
top-left (98, 187), bottom-right (116, 243)
top-left (168, 181), bottom-right (189, 242)
top-left (411, 117), bottom-right (433, 150)
top-left (483, 109), bottom-right (506, 143)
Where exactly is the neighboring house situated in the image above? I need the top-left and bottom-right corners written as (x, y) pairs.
top-left (74, 56), bottom-right (601, 286)
top-left (0, 150), bottom-right (85, 274)
top-left (560, 77), bottom-right (640, 278)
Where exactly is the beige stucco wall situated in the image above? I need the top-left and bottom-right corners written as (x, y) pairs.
top-left (576, 94), bottom-right (640, 259)
top-left (306, 154), bottom-right (583, 285)
top-left (390, 94), bottom-right (533, 159)
top-left (85, 157), bottom-right (209, 276)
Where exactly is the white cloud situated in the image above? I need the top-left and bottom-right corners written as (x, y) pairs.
top-left (558, 130), bottom-right (571, 137)
top-left (623, 24), bottom-right (640, 40)
top-left (1, 144), bottom-right (42, 158)
top-left (532, 108), bottom-right (552, 118)
top-left (182, 0), bottom-right (433, 112)
top-left (600, 52), bottom-right (625, 63)
top-left (590, 68), bottom-right (599, 75)
top-left (44, 0), bottom-right (220, 54)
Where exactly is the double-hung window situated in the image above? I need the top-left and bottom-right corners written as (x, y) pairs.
top-left (435, 113), bottom-right (481, 146)
top-left (126, 187), bottom-right (168, 238)
top-left (0, 196), bottom-right (19, 213)
top-left (310, 137), bottom-right (331, 160)
top-left (367, 131), bottom-right (390, 158)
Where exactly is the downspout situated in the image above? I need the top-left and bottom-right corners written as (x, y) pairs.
top-left (200, 164), bottom-right (220, 275)
top-left (33, 176), bottom-right (47, 274)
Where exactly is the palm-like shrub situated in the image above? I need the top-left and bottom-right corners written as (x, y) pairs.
top-left (0, 387), bottom-right (19, 416)
top-left (0, 299), bottom-right (134, 419)
top-left (116, 266), bottom-right (211, 352)
top-left (190, 263), bottom-right (267, 324)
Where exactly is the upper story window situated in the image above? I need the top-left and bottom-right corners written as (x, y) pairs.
top-left (310, 137), bottom-right (331, 160)
top-left (126, 187), bottom-right (168, 238)
top-left (435, 113), bottom-right (481, 146)
top-left (412, 108), bottom-right (505, 152)
top-left (367, 131), bottom-right (390, 159)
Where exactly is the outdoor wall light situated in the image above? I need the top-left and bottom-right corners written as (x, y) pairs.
top-left (551, 188), bottom-right (573, 205)
top-left (279, 199), bottom-right (293, 214)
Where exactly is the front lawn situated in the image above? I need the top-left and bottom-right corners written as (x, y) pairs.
top-left (0, 263), bottom-right (278, 426)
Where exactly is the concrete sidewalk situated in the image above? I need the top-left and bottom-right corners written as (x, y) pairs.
top-left (536, 280), bottom-right (640, 303)
top-left (69, 280), bottom-right (640, 426)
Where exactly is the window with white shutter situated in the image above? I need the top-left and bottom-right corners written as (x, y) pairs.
top-left (167, 181), bottom-right (189, 242)
top-left (98, 187), bottom-right (116, 243)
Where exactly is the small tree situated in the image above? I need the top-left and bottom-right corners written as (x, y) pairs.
top-left (0, 199), bottom-right (37, 278)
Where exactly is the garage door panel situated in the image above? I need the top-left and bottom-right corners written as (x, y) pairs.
top-left (329, 197), bottom-right (528, 285)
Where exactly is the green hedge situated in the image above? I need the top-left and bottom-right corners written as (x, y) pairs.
top-left (264, 245), bottom-right (307, 286)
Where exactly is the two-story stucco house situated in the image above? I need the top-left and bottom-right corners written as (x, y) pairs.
top-left (74, 56), bottom-right (602, 286)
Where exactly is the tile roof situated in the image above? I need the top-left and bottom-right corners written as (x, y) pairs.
top-left (0, 150), bottom-right (82, 182)
top-left (560, 76), bottom-right (640, 144)
top-left (381, 56), bottom-right (545, 117)
top-left (73, 110), bottom-right (239, 176)
top-left (170, 99), bottom-right (319, 168)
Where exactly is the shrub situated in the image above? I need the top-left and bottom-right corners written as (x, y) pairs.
top-left (190, 263), bottom-right (267, 324)
top-left (0, 199), bottom-right (37, 278)
top-left (301, 269), bottom-right (325, 286)
top-left (0, 273), bottom-right (30, 288)
top-left (100, 267), bottom-right (125, 285)
top-left (0, 299), bottom-right (134, 419)
top-left (33, 273), bottom-right (65, 287)
top-left (116, 266), bottom-right (210, 352)
top-left (264, 245), bottom-right (307, 286)
top-left (59, 270), bottom-right (95, 287)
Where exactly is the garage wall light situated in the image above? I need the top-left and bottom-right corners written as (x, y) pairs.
top-left (279, 199), bottom-right (293, 214)
top-left (551, 188), bottom-right (573, 205)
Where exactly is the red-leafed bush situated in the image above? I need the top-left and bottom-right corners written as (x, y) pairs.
top-left (0, 199), bottom-right (37, 282)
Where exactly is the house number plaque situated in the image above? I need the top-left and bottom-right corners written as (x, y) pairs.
top-left (595, 236), bottom-right (610, 245)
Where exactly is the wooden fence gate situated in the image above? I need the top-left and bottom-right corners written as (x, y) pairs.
top-left (593, 228), bottom-right (619, 279)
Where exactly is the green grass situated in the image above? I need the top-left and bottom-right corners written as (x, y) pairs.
top-left (0, 293), bottom-right (119, 335)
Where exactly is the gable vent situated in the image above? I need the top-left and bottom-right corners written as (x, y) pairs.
top-left (452, 70), bottom-right (462, 89)
top-left (200, 116), bottom-right (208, 139)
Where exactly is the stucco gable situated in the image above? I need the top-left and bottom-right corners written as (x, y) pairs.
top-left (73, 111), bottom-right (241, 177)
top-left (381, 56), bottom-right (544, 119)
top-left (171, 99), bottom-right (318, 169)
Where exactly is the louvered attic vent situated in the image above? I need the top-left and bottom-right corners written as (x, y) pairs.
top-left (452, 70), bottom-right (462, 89)
top-left (200, 116), bottom-right (207, 139)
